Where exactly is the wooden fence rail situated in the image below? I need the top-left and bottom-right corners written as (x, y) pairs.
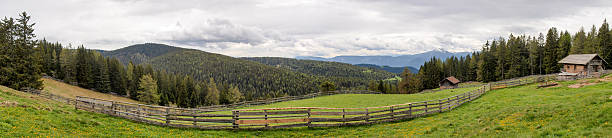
top-left (21, 74), bottom-right (556, 130)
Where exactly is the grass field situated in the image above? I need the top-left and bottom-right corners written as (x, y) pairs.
top-left (1, 78), bottom-right (610, 137)
top-left (41, 78), bottom-right (139, 103)
top-left (238, 86), bottom-right (481, 109)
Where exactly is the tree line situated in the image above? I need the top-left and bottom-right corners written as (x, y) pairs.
top-left (393, 20), bottom-right (612, 93)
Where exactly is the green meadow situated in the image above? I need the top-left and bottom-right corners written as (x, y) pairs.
top-left (0, 78), bottom-right (610, 137)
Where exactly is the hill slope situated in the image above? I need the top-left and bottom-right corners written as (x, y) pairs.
top-left (1, 78), bottom-right (610, 137)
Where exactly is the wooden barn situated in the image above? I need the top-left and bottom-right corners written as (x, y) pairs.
top-left (439, 76), bottom-right (461, 89)
top-left (557, 54), bottom-right (608, 80)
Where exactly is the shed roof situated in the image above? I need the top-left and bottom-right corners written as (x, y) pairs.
top-left (440, 76), bottom-right (461, 84)
top-left (558, 54), bottom-right (608, 65)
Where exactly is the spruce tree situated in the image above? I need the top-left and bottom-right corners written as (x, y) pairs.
top-left (571, 27), bottom-right (587, 54)
top-left (598, 20), bottom-right (612, 68)
top-left (137, 74), bottom-right (159, 104)
top-left (205, 78), bottom-right (220, 105)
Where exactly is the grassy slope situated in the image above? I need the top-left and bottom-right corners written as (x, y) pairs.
top-left (1, 80), bottom-right (610, 137)
top-left (42, 78), bottom-right (139, 103)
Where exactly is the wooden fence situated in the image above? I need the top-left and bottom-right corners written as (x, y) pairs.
top-left (70, 74), bottom-right (556, 130)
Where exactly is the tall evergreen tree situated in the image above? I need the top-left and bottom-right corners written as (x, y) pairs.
top-left (137, 74), bottom-right (159, 104)
top-left (571, 27), bottom-right (587, 54)
top-left (205, 78), bottom-right (220, 105)
top-left (543, 27), bottom-right (560, 74)
top-left (598, 20), bottom-right (612, 68)
top-left (0, 12), bottom-right (42, 90)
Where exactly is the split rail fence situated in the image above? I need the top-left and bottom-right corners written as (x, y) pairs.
top-left (68, 74), bottom-right (556, 130)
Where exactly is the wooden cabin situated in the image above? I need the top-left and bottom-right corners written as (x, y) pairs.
top-left (439, 76), bottom-right (461, 89)
top-left (557, 54), bottom-right (608, 80)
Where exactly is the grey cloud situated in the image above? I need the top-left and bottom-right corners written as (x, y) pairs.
top-left (163, 18), bottom-right (289, 47)
top-left (1, 0), bottom-right (611, 57)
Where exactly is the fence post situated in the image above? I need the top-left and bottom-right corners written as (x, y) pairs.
top-left (342, 109), bottom-right (346, 125)
top-left (425, 101), bottom-right (428, 113)
top-left (455, 95), bottom-right (460, 109)
top-left (264, 110), bottom-right (269, 128)
top-left (438, 99), bottom-right (442, 113)
top-left (365, 108), bottom-right (370, 123)
top-left (390, 106), bottom-right (394, 118)
top-left (307, 109), bottom-right (312, 127)
top-left (137, 104), bottom-right (142, 121)
top-left (165, 107), bottom-right (170, 126)
top-left (408, 103), bottom-right (412, 117)
top-left (75, 96), bottom-right (79, 110)
top-left (111, 101), bottom-right (116, 115)
top-left (233, 111), bottom-right (239, 129)
top-left (192, 109), bottom-right (197, 127)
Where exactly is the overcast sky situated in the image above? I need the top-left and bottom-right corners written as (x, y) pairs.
top-left (1, 0), bottom-right (611, 57)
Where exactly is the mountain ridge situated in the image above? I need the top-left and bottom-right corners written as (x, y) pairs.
top-left (297, 49), bottom-right (473, 68)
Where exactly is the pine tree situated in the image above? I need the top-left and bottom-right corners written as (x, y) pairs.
top-left (226, 85), bottom-right (244, 104)
top-left (137, 74), bottom-right (159, 104)
top-left (319, 81), bottom-right (336, 92)
top-left (571, 27), bottom-right (587, 54)
top-left (558, 31), bottom-right (572, 70)
top-left (598, 20), bottom-right (612, 68)
top-left (205, 78), bottom-right (220, 105)
top-left (543, 27), bottom-right (560, 74)
top-left (95, 55), bottom-right (111, 92)
top-left (0, 12), bottom-right (43, 90)
top-left (398, 68), bottom-right (422, 94)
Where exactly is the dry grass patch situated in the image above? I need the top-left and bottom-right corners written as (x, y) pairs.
top-left (41, 78), bottom-right (139, 103)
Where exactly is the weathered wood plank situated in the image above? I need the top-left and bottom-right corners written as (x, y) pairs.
top-left (237, 115), bottom-right (308, 119)
top-left (170, 113), bottom-right (233, 117)
top-left (238, 110), bottom-right (308, 116)
top-left (310, 111), bottom-right (343, 115)
top-left (167, 117), bottom-right (234, 123)
top-left (235, 118), bottom-right (308, 124)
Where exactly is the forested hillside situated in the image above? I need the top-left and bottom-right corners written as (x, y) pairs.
top-left (100, 43), bottom-right (182, 65)
top-left (146, 50), bottom-right (322, 99)
top-left (242, 57), bottom-right (396, 79)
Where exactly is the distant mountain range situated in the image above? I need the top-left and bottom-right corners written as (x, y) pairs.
top-left (355, 64), bottom-right (418, 74)
top-left (297, 48), bottom-right (472, 69)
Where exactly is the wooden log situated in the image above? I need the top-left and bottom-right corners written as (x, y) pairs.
top-left (167, 116), bottom-right (234, 123)
top-left (238, 110), bottom-right (308, 116)
top-left (169, 113), bottom-right (234, 117)
top-left (309, 123), bottom-right (342, 127)
top-left (236, 115), bottom-right (308, 119)
top-left (268, 123), bottom-right (308, 129)
top-left (310, 111), bottom-right (343, 115)
top-left (235, 118), bottom-right (308, 124)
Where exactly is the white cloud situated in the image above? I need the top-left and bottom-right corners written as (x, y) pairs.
top-left (1, 0), bottom-right (611, 57)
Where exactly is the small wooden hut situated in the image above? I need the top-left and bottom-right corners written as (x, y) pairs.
top-left (439, 76), bottom-right (461, 89)
top-left (557, 54), bottom-right (608, 80)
